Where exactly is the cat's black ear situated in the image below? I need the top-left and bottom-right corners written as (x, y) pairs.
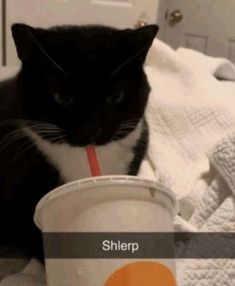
top-left (134, 25), bottom-right (159, 46)
top-left (131, 24), bottom-right (159, 62)
top-left (11, 23), bottom-right (42, 63)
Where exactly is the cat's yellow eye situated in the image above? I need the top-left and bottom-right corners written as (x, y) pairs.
top-left (54, 92), bottom-right (74, 106)
top-left (107, 92), bottom-right (124, 104)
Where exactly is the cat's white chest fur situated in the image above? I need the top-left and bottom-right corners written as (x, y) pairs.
top-left (24, 123), bottom-right (142, 183)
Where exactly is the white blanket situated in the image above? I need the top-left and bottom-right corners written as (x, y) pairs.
top-left (144, 40), bottom-right (235, 213)
top-left (2, 39), bottom-right (235, 285)
top-left (143, 40), bottom-right (235, 286)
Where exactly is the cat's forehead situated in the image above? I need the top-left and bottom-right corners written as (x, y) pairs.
top-left (47, 26), bottom-right (124, 49)
top-left (45, 26), bottom-right (127, 71)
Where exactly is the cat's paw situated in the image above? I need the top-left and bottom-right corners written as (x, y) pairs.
top-left (0, 273), bottom-right (46, 286)
top-left (0, 259), bottom-right (46, 286)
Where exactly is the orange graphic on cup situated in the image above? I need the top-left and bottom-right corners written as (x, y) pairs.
top-left (104, 261), bottom-right (176, 286)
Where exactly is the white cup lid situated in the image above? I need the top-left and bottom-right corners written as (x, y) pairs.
top-left (34, 175), bottom-right (178, 227)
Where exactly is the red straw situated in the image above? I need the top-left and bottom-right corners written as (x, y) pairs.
top-left (86, 146), bottom-right (102, 177)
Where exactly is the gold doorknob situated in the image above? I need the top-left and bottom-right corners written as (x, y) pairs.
top-left (136, 13), bottom-right (149, 28)
top-left (169, 10), bottom-right (183, 26)
top-left (136, 19), bottom-right (148, 28)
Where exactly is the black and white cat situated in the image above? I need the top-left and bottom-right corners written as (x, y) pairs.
top-left (0, 23), bottom-right (158, 258)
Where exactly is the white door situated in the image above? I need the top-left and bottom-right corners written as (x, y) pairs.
top-left (158, 0), bottom-right (235, 61)
top-left (6, 0), bottom-right (160, 65)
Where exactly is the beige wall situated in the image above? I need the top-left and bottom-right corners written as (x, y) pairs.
top-left (2, 0), bottom-right (161, 65)
top-left (0, 0), bottom-right (2, 66)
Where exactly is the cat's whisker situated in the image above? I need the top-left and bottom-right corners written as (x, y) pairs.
top-left (0, 119), bottom-right (65, 133)
top-left (12, 133), bottom-right (66, 161)
top-left (1, 119), bottom-right (43, 125)
top-left (26, 125), bottom-right (62, 131)
top-left (0, 129), bottom-right (26, 144)
top-left (12, 133), bottom-right (63, 162)
top-left (54, 138), bottom-right (66, 145)
top-left (113, 132), bottom-right (128, 138)
top-left (120, 119), bottom-right (139, 124)
top-left (0, 128), bottom-right (23, 138)
top-left (0, 129), bottom-right (27, 153)
top-left (25, 124), bottom-right (65, 137)
top-left (40, 134), bottom-right (66, 144)
top-left (118, 120), bottom-right (139, 130)
top-left (27, 27), bottom-right (69, 77)
top-left (118, 125), bottom-right (138, 131)
top-left (122, 118), bottom-right (139, 123)
top-left (112, 136), bottom-right (121, 141)
top-left (115, 124), bottom-right (138, 133)
top-left (118, 123), bottom-right (138, 127)
top-left (29, 124), bottom-right (60, 128)
top-left (26, 124), bottom-right (58, 130)
top-left (0, 119), bottom-right (28, 127)
top-left (22, 123), bottom-right (67, 143)
top-left (13, 140), bottom-right (36, 162)
top-left (52, 138), bottom-right (66, 144)
top-left (34, 129), bottom-right (66, 137)
top-left (112, 131), bottom-right (129, 138)
top-left (119, 121), bottom-right (139, 126)
top-left (114, 130), bottom-right (134, 136)
top-left (0, 135), bottom-right (25, 151)
top-left (0, 136), bottom-right (25, 153)
top-left (51, 135), bottom-right (66, 141)
top-left (111, 45), bottom-right (151, 77)
top-left (31, 129), bottom-right (63, 135)
top-left (113, 123), bottom-right (142, 138)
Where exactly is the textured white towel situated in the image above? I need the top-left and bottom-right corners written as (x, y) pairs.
top-left (144, 39), bottom-right (235, 218)
top-left (175, 133), bottom-right (235, 286)
top-left (144, 40), bottom-right (235, 286)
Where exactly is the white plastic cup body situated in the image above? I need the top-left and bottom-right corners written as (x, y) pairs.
top-left (34, 176), bottom-right (177, 286)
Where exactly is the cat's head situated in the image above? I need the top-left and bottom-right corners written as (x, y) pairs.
top-left (11, 23), bottom-right (158, 146)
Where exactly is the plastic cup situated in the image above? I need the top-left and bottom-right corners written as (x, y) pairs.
top-left (34, 176), bottom-right (177, 286)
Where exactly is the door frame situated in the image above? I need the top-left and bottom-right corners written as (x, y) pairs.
top-left (1, 0), bottom-right (3, 65)
top-left (157, 0), bottom-right (170, 41)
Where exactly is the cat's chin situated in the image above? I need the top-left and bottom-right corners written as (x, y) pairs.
top-left (66, 133), bottom-right (129, 147)
top-left (66, 138), bottom-right (113, 147)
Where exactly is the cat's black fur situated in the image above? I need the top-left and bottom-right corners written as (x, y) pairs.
top-left (0, 23), bottom-right (158, 259)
